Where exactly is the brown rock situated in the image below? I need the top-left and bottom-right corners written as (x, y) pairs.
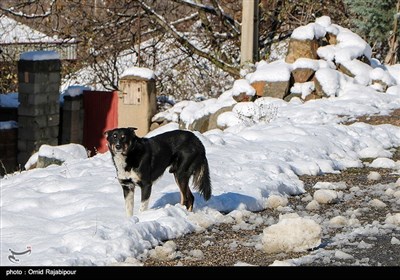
top-left (284, 93), bottom-right (303, 102)
top-left (252, 81), bottom-right (290, 99)
top-left (208, 105), bottom-right (235, 131)
top-left (326, 32), bottom-right (337, 45)
top-left (232, 92), bottom-right (255, 102)
top-left (371, 80), bottom-right (388, 92)
top-left (313, 76), bottom-right (328, 98)
top-left (304, 92), bottom-right (321, 101)
top-left (337, 63), bottom-right (354, 78)
top-left (251, 81), bottom-right (266, 98)
top-left (188, 114), bottom-right (210, 133)
top-left (285, 39), bottom-right (319, 63)
top-left (292, 68), bottom-right (315, 83)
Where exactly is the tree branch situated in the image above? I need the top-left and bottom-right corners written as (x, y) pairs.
top-left (173, 0), bottom-right (240, 34)
top-left (210, 0), bottom-right (240, 35)
top-left (0, 0), bottom-right (56, 18)
top-left (137, 0), bottom-right (240, 78)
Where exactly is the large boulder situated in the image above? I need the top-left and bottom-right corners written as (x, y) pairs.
top-left (185, 114), bottom-right (209, 133)
top-left (247, 61), bottom-right (292, 99)
top-left (208, 105), bottom-right (235, 130)
top-left (180, 105), bottom-right (235, 133)
top-left (25, 143), bottom-right (88, 170)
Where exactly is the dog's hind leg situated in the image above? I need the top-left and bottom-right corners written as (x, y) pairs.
top-left (174, 174), bottom-right (194, 211)
top-left (173, 152), bottom-right (198, 211)
top-left (140, 184), bottom-right (152, 212)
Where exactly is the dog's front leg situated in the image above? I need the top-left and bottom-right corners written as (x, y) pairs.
top-left (140, 184), bottom-right (152, 212)
top-left (121, 181), bottom-right (135, 217)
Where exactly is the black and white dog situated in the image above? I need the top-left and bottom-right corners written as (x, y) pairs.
top-left (105, 127), bottom-right (212, 217)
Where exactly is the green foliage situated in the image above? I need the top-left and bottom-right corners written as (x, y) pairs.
top-left (344, 0), bottom-right (398, 58)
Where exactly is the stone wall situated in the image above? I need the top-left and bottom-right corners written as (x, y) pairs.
top-left (17, 57), bottom-right (61, 166)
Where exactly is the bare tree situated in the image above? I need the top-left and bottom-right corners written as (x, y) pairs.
top-left (0, 0), bottom-right (352, 101)
top-left (0, 0), bottom-right (242, 98)
top-left (137, 0), bottom-right (241, 77)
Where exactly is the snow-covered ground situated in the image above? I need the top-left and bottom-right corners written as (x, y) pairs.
top-left (1, 86), bottom-right (400, 265)
top-left (140, 170), bottom-right (400, 266)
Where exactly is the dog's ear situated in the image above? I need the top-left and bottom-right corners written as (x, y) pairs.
top-left (104, 129), bottom-right (112, 138)
top-left (128, 127), bottom-right (138, 135)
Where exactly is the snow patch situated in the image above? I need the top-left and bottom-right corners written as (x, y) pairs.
top-left (261, 213), bottom-right (321, 253)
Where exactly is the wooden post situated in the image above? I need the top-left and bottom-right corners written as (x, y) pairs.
top-left (253, 0), bottom-right (259, 62)
top-left (240, 0), bottom-right (259, 65)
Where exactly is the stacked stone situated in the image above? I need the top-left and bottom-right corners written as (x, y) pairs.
top-left (17, 51), bottom-right (61, 166)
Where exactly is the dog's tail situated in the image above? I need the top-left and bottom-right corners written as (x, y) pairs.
top-left (193, 157), bottom-right (212, 200)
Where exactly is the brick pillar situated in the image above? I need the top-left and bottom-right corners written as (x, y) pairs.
top-left (61, 95), bottom-right (84, 145)
top-left (17, 51), bottom-right (61, 166)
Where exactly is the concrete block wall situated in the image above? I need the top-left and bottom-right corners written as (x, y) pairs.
top-left (60, 95), bottom-right (84, 145)
top-left (17, 56), bottom-right (61, 166)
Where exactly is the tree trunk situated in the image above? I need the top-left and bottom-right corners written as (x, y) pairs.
top-left (384, 0), bottom-right (399, 65)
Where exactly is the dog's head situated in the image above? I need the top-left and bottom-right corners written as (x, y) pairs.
top-left (104, 127), bottom-right (138, 155)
